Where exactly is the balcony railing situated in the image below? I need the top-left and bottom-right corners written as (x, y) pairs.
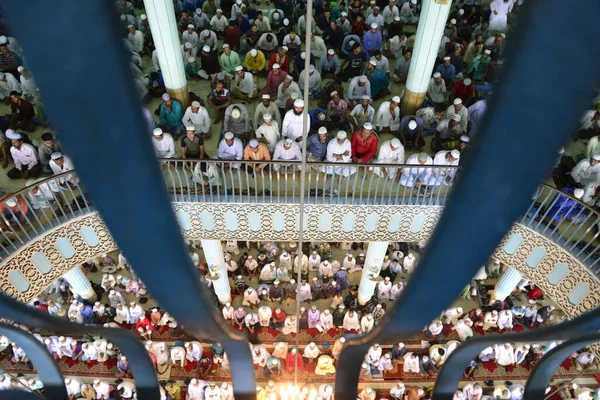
top-left (0, 160), bottom-right (598, 272)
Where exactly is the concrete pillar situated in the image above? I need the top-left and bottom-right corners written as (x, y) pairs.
top-left (201, 240), bottom-right (232, 304)
top-left (358, 242), bottom-right (390, 305)
top-left (400, 0), bottom-right (453, 115)
top-left (63, 267), bottom-right (97, 302)
top-left (492, 267), bottom-right (523, 302)
top-left (143, 0), bottom-right (189, 107)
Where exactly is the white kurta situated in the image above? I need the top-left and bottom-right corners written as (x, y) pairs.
top-left (483, 312), bottom-right (498, 331)
top-left (432, 150), bottom-right (460, 186)
top-left (259, 266), bottom-right (277, 281)
top-left (129, 305), bottom-right (144, 323)
top-left (400, 153), bottom-right (433, 187)
top-left (218, 138), bottom-right (243, 168)
top-left (343, 313), bottom-right (361, 331)
top-left (186, 342), bottom-right (203, 362)
top-left (243, 288), bottom-right (260, 306)
top-left (497, 310), bottom-right (513, 330)
top-left (489, 0), bottom-right (511, 32)
top-left (571, 159), bottom-right (600, 185)
top-left (375, 101), bottom-right (401, 131)
top-left (258, 306), bottom-right (272, 326)
top-left (324, 139), bottom-right (355, 176)
top-left (371, 140), bottom-right (405, 179)
top-left (319, 261), bottom-right (334, 277)
top-left (255, 122), bottom-right (280, 152)
top-left (403, 353), bottom-right (421, 373)
top-left (453, 319), bottom-right (473, 341)
top-left (309, 254), bottom-right (321, 271)
top-left (495, 345), bottom-right (515, 366)
top-left (234, 72), bottom-right (255, 96)
top-left (298, 283), bottom-right (312, 302)
top-left (273, 140), bottom-right (302, 170)
top-left (377, 281), bottom-right (392, 301)
top-left (304, 345), bottom-right (320, 359)
top-left (282, 316), bottom-right (298, 334)
top-left (115, 307), bottom-right (130, 324)
top-left (281, 110), bottom-right (310, 141)
top-left (182, 106), bottom-right (211, 134)
top-left (317, 312), bottom-right (333, 332)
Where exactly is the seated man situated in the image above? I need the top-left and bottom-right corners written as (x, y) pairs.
top-left (349, 96), bottom-right (375, 131)
top-left (346, 75), bottom-right (371, 109)
top-left (350, 122), bottom-right (378, 163)
top-left (326, 91), bottom-right (349, 130)
top-left (8, 131), bottom-right (40, 180)
top-left (158, 93), bottom-right (184, 136)
top-left (8, 91), bottom-right (35, 132)
top-left (243, 48), bottom-right (267, 75)
top-left (324, 131), bottom-right (355, 176)
top-left (431, 114), bottom-right (462, 153)
top-left (232, 66), bottom-right (258, 101)
top-left (217, 131), bottom-right (243, 168)
top-left (398, 115), bottom-right (425, 151)
top-left (307, 127), bottom-right (332, 162)
top-left (37, 132), bottom-right (63, 174)
top-left (207, 80), bottom-right (232, 124)
top-left (243, 139), bottom-right (271, 171)
top-left (272, 138), bottom-right (302, 172)
top-left (400, 152), bottom-right (433, 187)
top-left (255, 113), bottom-right (280, 152)
top-left (371, 138), bottom-right (405, 179)
top-left (374, 96), bottom-right (401, 136)
top-left (223, 104), bottom-right (251, 142)
top-left (298, 65), bottom-right (322, 100)
top-left (431, 149), bottom-right (460, 186)
top-left (364, 60), bottom-right (390, 100)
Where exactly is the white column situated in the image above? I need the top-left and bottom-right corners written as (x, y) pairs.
top-left (63, 267), bottom-right (97, 302)
top-left (201, 240), bottom-right (232, 304)
top-left (401, 0), bottom-right (453, 115)
top-left (492, 267), bottom-right (523, 302)
top-left (358, 242), bottom-right (390, 305)
top-left (143, 0), bottom-right (189, 106)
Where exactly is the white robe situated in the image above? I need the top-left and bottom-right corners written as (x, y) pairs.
top-left (453, 319), bottom-right (473, 341)
top-left (403, 353), bottom-right (421, 373)
top-left (282, 109), bottom-right (310, 141)
top-left (304, 345), bottom-right (320, 359)
top-left (489, 0), bottom-right (511, 32)
top-left (282, 316), bottom-right (298, 334)
top-left (377, 281), bottom-right (392, 301)
top-left (319, 261), bottom-right (334, 278)
top-left (497, 310), bottom-right (513, 330)
top-left (324, 139), bottom-right (355, 176)
top-left (272, 342), bottom-right (288, 358)
top-left (273, 140), bottom-right (302, 170)
top-left (367, 346), bottom-right (382, 365)
top-left (93, 382), bottom-right (111, 399)
top-left (390, 283), bottom-right (404, 301)
top-left (243, 288), bottom-right (260, 306)
top-left (255, 122), bottom-right (280, 152)
top-left (114, 307), bottom-right (130, 324)
top-left (343, 313), bottom-right (361, 331)
top-left (94, 339), bottom-right (109, 362)
top-left (495, 345), bottom-right (515, 366)
top-left (129, 305), bottom-right (144, 323)
top-left (483, 312), bottom-right (498, 331)
top-left (400, 153), bottom-right (433, 187)
top-left (170, 346), bottom-right (186, 367)
top-left (258, 306), bottom-right (272, 326)
top-left (308, 255), bottom-right (321, 271)
top-left (403, 255), bottom-right (416, 273)
top-left (371, 140), bottom-right (406, 179)
top-left (259, 266), bottom-right (277, 281)
top-left (317, 312), bottom-right (333, 332)
top-left (298, 283), bottom-right (312, 302)
top-left (432, 150), bottom-right (460, 186)
top-left (279, 253), bottom-right (292, 270)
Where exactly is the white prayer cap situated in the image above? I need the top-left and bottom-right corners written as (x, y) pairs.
top-left (294, 99), bottom-right (304, 107)
top-left (282, 46), bottom-right (288, 51)
top-left (558, 146), bottom-right (565, 155)
top-left (361, 95), bottom-right (370, 100)
top-left (285, 74), bottom-right (293, 80)
top-left (318, 127), bottom-right (328, 135)
top-left (249, 139), bottom-right (259, 148)
top-left (369, 59), bottom-right (377, 66)
top-left (216, 8), bottom-right (223, 12)
top-left (411, 0), bottom-right (417, 4)
top-left (458, 9), bottom-right (465, 15)
top-left (464, 78), bottom-right (472, 85)
top-left (222, 43), bottom-right (230, 49)
top-left (235, 65), bottom-right (244, 71)
top-left (94, 379), bottom-right (100, 385)
top-left (263, 113), bottom-right (272, 121)
top-left (332, 281), bottom-right (337, 285)
top-left (341, 11), bottom-right (348, 16)
top-left (394, 16), bottom-right (401, 21)
top-left (366, 388), bottom-right (373, 393)
top-left (443, 56), bottom-right (451, 61)
top-left (359, 75), bottom-right (368, 83)
top-left (231, 108), bottom-right (241, 119)
top-left (408, 120), bottom-right (417, 130)
top-left (363, 122), bottom-right (374, 130)
top-left (392, 95), bottom-right (401, 103)
top-left (250, 49), bottom-right (258, 57)
top-left (162, 93), bottom-right (170, 101)
top-left (17, 66), bottom-right (25, 72)
top-left (500, 33), bottom-right (506, 38)
top-left (418, 389), bottom-right (425, 396)
top-left (127, 24), bottom-right (134, 29)
top-left (6, 130), bottom-right (22, 140)
top-left (51, 152), bottom-right (63, 160)
top-left (574, 188), bottom-right (585, 199)
top-left (384, 276), bottom-right (391, 281)
top-left (484, 49), bottom-right (492, 55)
top-left (201, 45), bottom-right (210, 53)
top-left (186, 24), bottom-right (195, 30)
top-left (290, 279), bottom-right (296, 283)
top-left (184, 42), bottom-right (193, 49)
top-left (309, 64), bottom-right (315, 73)
top-left (391, 138), bottom-right (401, 148)
top-left (310, 341), bottom-right (316, 347)
top-left (370, 23), bottom-right (378, 29)
top-left (450, 18), bottom-right (456, 24)
top-left (433, 72), bottom-right (442, 78)
top-left (272, 63), bottom-right (280, 70)
top-left (236, 0), bottom-right (242, 4)
top-left (454, 98), bottom-right (463, 105)
top-left (301, 51), bottom-right (306, 59)
top-left (141, 14), bottom-right (147, 19)
top-left (189, 101), bottom-right (201, 109)
top-left (224, 132), bottom-right (234, 140)
top-left (418, 152), bottom-right (428, 162)
top-left (337, 131), bottom-right (347, 139)
top-left (284, 138), bottom-right (294, 146)
top-left (460, 135), bottom-right (470, 143)
top-left (592, 154), bottom-right (600, 161)
top-left (331, 91), bottom-right (339, 97)
top-left (185, 125), bottom-right (195, 131)
top-left (451, 114), bottom-right (461, 122)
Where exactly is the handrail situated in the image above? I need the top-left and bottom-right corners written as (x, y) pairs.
top-left (0, 161), bottom-right (597, 272)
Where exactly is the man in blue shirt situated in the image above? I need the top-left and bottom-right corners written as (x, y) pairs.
top-left (362, 23), bottom-right (383, 56)
top-left (435, 56), bottom-right (456, 88)
top-left (341, 35), bottom-right (361, 58)
top-left (307, 127), bottom-right (332, 161)
top-left (80, 304), bottom-right (95, 324)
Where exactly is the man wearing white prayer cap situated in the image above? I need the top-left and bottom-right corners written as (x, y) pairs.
top-left (210, 9), bottom-right (228, 33)
top-left (399, 114), bottom-right (425, 150)
top-left (158, 92), bottom-right (184, 136)
top-left (243, 139), bottom-right (271, 171)
top-left (254, 94), bottom-right (281, 129)
top-left (255, 112), bottom-right (281, 153)
top-left (436, 55), bottom-right (456, 87)
top-left (431, 149), bottom-right (461, 186)
top-left (183, 24), bottom-right (199, 50)
top-left (281, 99), bottom-right (310, 142)
top-left (217, 131), bottom-right (243, 169)
top-left (372, 137), bottom-right (405, 179)
top-left (151, 128), bottom-right (176, 159)
top-left (273, 138), bottom-right (302, 172)
top-left (298, 64), bottom-right (322, 100)
top-left (467, 48), bottom-right (492, 81)
top-left (182, 100), bottom-right (211, 137)
top-left (571, 154), bottom-right (600, 186)
top-left (232, 66), bottom-right (258, 100)
top-left (324, 131), bottom-right (356, 176)
top-left (346, 75), bottom-right (372, 109)
top-left (445, 97), bottom-right (468, 133)
top-left (375, 96), bottom-right (401, 135)
top-left (8, 132), bottom-right (40, 180)
top-left (244, 47), bottom-right (267, 75)
top-left (400, 152), bottom-right (434, 187)
top-left (428, 71), bottom-right (447, 107)
top-left (399, 0), bottom-right (418, 24)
